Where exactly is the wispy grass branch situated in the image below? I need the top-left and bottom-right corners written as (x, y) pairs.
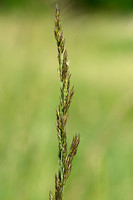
top-left (49, 5), bottom-right (80, 200)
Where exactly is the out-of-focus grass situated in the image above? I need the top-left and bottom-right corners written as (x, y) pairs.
top-left (0, 10), bottom-right (133, 200)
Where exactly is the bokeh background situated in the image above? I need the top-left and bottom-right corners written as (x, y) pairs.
top-left (0, 0), bottom-right (133, 199)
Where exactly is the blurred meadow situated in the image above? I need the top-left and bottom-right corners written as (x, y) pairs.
top-left (0, 1), bottom-right (133, 200)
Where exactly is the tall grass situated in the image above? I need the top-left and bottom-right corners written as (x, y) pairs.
top-left (49, 5), bottom-right (80, 200)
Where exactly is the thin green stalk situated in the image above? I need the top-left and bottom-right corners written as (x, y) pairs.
top-left (49, 5), bottom-right (80, 200)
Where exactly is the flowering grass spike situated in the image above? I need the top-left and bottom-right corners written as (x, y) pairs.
top-left (49, 5), bottom-right (80, 200)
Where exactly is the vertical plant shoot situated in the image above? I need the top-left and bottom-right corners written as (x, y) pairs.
top-left (49, 5), bottom-right (80, 200)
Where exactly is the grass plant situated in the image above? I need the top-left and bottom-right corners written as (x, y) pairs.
top-left (49, 5), bottom-right (80, 200)
top-left (1, 8), bottom-right (133, 200)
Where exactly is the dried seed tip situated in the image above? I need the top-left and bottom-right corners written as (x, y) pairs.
top-left (55, 5), bottom-right (60, 21)
top-left (49, 191), bottom-right (54, 200)
top-left (55, 5), bottom-right (61, 42)
top-left (56, 4), bottom-right (60, 14)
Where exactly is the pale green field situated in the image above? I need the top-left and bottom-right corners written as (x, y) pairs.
top-left (0, 10), bottom-right (133, 200)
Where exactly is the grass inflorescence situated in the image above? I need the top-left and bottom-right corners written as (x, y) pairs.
top-left (49, 5), bottom-right (80, 200)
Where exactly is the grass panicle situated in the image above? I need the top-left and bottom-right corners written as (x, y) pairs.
top-left (49, 4), bottom-right (80, 200)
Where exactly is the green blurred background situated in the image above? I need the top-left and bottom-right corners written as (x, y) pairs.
top-left (0, 0), bottom-right (133, 199)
